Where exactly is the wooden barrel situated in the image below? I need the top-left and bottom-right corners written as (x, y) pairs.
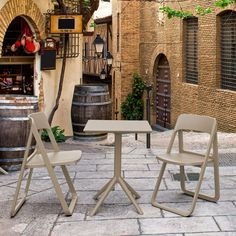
top-left (0, 95), bottom-right (38, 171)
top-left (71, 84), bottom-right (112, 141)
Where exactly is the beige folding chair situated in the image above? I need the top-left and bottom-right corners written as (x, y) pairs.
top-left (151, 114), bottom-right (220, 216)
top-left (11, 112), bottom-right (81, 217)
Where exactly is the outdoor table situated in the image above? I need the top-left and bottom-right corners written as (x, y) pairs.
top-left (84, 120), bottom-right (152, 216)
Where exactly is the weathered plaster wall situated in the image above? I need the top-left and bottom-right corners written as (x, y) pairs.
top-left (0, 0), bottom-right (83, 135)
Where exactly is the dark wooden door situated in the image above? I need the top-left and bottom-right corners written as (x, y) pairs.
top-left (156, 55), bottom-right (171, 129)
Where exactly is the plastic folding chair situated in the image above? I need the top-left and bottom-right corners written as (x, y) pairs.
top-left (151, 114), bottom-right (220, 216)
top-left (11, 112), bottom-right (81, 217)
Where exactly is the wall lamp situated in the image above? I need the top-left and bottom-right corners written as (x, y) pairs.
top-left (93, 34), bottom-right (105, 58)
top-left (82, 34), bottom-right (113, 80)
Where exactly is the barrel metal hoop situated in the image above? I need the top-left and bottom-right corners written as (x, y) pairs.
top-left (74, 92), bottom-right (108, 96)
top-left (0, 158), bottom-right (23, 163)
top-left (0, 100), bottom-right (38, 104)
top-left (0, 106), bottom-right (36, 109)
top-left (0, 117), bottom-right (29, 121)
top-left (72, 101), bottom-right (111, 106)
top-left (0, 146), bottom-right (35, 151)
top-left (72, 123), bottom-right (84, 127)
top-left (73, 131), bottom-right (107, 136)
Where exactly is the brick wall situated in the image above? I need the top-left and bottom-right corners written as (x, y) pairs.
top-left (112, 0), bottom-right (141, 119)
top-left (116, 0), bottom-right (236, 132)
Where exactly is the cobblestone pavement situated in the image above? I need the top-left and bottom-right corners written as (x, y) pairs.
top-left (0, 131), bottom-right (236, 236)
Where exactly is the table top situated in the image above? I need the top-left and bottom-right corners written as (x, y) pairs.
top-left (84, 120), bottom-right (152, 133)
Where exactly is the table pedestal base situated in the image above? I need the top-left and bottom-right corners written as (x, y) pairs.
top-left (90, 176), bottom-right (143, 216)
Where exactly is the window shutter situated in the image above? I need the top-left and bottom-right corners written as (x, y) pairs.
top-left (184, 17), bottom-right (198, 84)
top-left (221, 11), bottom-right (236, 91)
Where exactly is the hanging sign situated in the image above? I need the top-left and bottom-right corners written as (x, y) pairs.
top-left (50, 15), bottom-right (83, 34)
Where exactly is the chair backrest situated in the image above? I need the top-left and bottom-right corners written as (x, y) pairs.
top-left (28, 112), bottom-right (59, 152)
top-left (167, 114), bottom-right (218, 156)
top-left (175, 114), bottom-right (217, 134)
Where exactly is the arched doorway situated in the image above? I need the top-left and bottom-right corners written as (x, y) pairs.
top-left (155, 54), bottom-right (171, 129)
top-left (0, 0), bottom-right (45, 99)
top-left (0, 16), bottom-right (35, 95)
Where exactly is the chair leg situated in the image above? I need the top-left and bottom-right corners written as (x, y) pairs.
top-left (0, 167), bottom-right (8, 175)
top-left (180, 165), bottom-right (219, 202)
top-left (152, 163), bottom-right (205, 217)
top-left (25, 169), bottom-right (33, 194)
top-left (61, 165), bottom-right (78, 214)
top-left (10, 168), bottom-right (33, 217)
top-left (213, 158), bottom-right (220, 201)
top-left (47, 165), bottom-right (76, 216)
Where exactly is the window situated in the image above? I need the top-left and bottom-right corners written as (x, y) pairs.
top-left (117, 13), bottom-right (120, 52)
top-left (184, 17), bottom-right (198, 84)
top-left (83, 42), bottom-right (89, 59)
top-left (220, 11), bottom-right (236, 91)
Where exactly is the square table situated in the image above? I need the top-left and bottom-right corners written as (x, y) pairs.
top-left (84, 120), bottom-right (152, 216)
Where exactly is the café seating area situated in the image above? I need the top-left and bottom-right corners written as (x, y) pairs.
top-left (0, 113), bottom-right (235, 235)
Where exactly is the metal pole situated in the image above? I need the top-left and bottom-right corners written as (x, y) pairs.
top-left (146, 93), bottom-right (151, 148)
top-left (145, 84), bottom-right (152, 149)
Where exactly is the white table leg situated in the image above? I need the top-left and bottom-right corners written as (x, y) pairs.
top-left (91, 133), bottom-right (142, 215)
top-left (118, 177), bottom-right (143, 214)
top-left (123, 179), bottom-right (140, 199)
top-left (90, 177), bottom-right (116, 216)
top-left (93, 179), bottom-right (113, 200)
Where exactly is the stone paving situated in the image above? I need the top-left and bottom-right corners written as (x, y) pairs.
top-left (0, 131), bottom-right (236, 236)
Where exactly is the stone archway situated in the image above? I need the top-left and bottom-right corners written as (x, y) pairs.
top-left (154, 54), bottom-right (171, 130)
top-left (0, 0), bottom-right (45, 108)
top-left (0, 0), bottom-right (45, 56)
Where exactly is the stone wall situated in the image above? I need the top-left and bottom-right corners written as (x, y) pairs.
top-left (112, 0), bottom-right (141, 119)
top-left (115, 0), bottom-right (236, 132)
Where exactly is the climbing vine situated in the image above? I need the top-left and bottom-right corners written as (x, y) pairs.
top-left (159, 0), bottom-right (236, 19)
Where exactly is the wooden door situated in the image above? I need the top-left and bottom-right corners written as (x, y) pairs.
top-left (156, 55), bottom-right (171, 129)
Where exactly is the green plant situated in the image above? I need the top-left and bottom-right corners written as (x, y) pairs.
top-left (83, 0), bottom-right (91, 8)
top-left (160, 0), bottom-right (235, 19)
top-left (41, 126), bottom-right (66, 143)
top-left (121, 73), bottom-right (145, 120)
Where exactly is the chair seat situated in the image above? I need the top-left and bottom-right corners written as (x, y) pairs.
top-left (157, 152), bottom-right (213, 166)
top-left (26, 150), bottom-right (82, 168)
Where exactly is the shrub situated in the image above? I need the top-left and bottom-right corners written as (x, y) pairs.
top-left (121, 73), bottom-right (145, 120)
top-left (41, 126), bottom-right (66, 143)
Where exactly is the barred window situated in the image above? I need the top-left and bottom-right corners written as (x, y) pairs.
top-left (221, 11), bottom-right (236, 91)
top-left (184, 17), bottom-right (198, 84)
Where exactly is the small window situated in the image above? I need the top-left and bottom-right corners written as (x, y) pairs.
top-left (220, 11), bottom-right (236, 91)
top-left (117, 13), bottom-right (120, 52)
top-left (83, 42), bottom-right (89, 58)
top-left (184, 17), bottom-right (198, 84)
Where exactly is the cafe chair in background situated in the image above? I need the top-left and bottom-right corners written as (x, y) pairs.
top-left (151, 114), bottom-right (220, 216)
top-left (11, 112), bottom-right (81, 217)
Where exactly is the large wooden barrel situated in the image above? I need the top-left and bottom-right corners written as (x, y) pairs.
top-left (0, 95), bottom-right (38, 171)
top-left (71, 84), bottom-right (112, 141)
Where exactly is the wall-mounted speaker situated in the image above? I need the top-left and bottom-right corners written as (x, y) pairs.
top-left (40, 49), bottom-right (56, 70)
